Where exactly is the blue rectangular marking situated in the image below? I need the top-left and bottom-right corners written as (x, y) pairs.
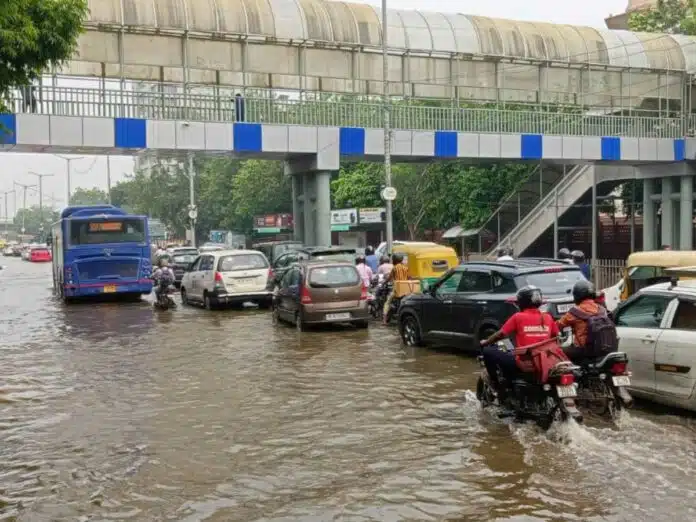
top-left (600, 136), bottom-right (620, 161)
top-left (520, 134), bottom-right (542, 159)
top-left (0, 114), bottom-right (16, 145)
top-left (674, 138), bottom-right (685, 161)
top-left (434, 131), bottom-right (457, 157)
top-left (114, 118), bottom-right (146, 148)
top-left (339, 127), bottom-right (365, 156)
top-left (234, 123), bottom-right (262, 152)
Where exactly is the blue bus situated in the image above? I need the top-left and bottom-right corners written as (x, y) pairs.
top-left (50, 205), bottom-right (153, 302)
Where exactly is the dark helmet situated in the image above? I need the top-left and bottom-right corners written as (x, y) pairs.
top-left (558, 248), bottom-right (571, 259)
top-left (356, 254), bottom-right (366, 265)
top-left (497, 247), bottom-right (511, 258)
top-left (516, 285), bottom-right (543, 310)
top-left (365, 246), bottom-right (374, 255)
top-left (572, 279), bottom-right (595, 304)
top-left (392, 253), bottom-right (404, 264)
top-left (380, 255), bottom-right (390, 265)
top-left (571, 250), bottom-right (585, 263)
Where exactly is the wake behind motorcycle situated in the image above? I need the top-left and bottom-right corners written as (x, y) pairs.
top-left (153, 278), bottom-right (176, 310)
top-left (477, 340), bottom-right (583, 430)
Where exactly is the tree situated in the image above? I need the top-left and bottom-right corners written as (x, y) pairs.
top-left (14, 205), bottom-right (59, 234)
top-left (69, 187), bottom-right (108, 206)
top-left (0, 0), bottom-right (88, 112)
top-left (628, 0), bottom-right (696, 34)
top-left (331, 163), bottom-right (384, 209)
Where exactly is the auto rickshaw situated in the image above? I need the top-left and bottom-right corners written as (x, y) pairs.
top-left (603, 250), bottom-right (696, 311)
top-left (390, 243), bottom-right (459, 296)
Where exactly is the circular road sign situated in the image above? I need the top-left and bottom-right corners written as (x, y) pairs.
top-left (381, 186), bottom-right (397, 201)
top-left (188, 209), bottom-right (198, 220)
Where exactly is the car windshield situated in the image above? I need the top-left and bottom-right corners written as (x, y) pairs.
top-left (274, 243), bottom-right (302, 256)
top-left (172, 249), bottom-right (198, 256)
top-left (515, 269), bottom-right (586, 295)
top-left (218, 254), bottom-right (268, 272)
top-left (172, 254), bottom-right (197, 264)
top-left (308, 265), bottom-right (360, 288)
top-left (311, 252), bottom-right (356, 263)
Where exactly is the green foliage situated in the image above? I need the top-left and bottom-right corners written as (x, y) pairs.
top-left (14, 205), bottom-right (59, 234)
top-left (331, 163), bottom-right (384, 209)
top-left (69, 187), bottom-right (108, 206)
top-left (628, 0), bottom-right (696, 34)
top-left (0, 0), bottom-right (88, 111)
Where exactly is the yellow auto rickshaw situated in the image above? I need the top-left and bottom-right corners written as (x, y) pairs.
top-left (619, 250), bottom-right (696, 301)
top-left (391, 243), bottom-right (459, 296)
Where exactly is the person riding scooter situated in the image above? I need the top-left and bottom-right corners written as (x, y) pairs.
top-left (152, 257), bottom-right (175, 300)
top-left (480, 285), bottom-right (560, 396)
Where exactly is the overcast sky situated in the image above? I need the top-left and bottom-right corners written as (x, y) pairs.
top-left (0, 1), bottom-right (628, 217)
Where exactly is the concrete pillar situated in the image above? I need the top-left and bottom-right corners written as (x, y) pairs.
top-left (303, 173), bottom-right (316, 246)
top-left (291, 175), bottom-right (304, 243)
top-left (643, 178), bottom-right (655, 251)
top-left (680, 175), bottom-right (693, 250)
top-left (314, 171), bottom-right (332, 247)
top-left (661, 177), bottom-right (674, 249)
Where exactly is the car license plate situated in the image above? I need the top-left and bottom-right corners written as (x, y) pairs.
top-left (612, 376), bottom-right (631, 386)
top-left (556, 384), bottom-right (577, 398)
top-left (326, 312), bottom-right (351, 321)
top-left (556, 303), bottom-right (573, 313)
top-left (103, 285), bottom-right (117, 293)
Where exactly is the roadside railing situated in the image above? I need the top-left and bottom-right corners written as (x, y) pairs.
top-left (4, 85), bottom-right (687, 138)
top-left (592, 259), bottom-right (625, 289)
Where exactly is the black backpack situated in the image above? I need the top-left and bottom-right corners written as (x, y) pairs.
top-left (569, 306), bottom-right (618, 357)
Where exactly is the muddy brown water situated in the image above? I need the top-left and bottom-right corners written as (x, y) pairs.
top-left (1, 257), bottom-right (695, 521)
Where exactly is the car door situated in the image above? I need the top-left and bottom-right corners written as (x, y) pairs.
top-left (451, 269), bottom-right (494, 339)
top-left (284, 267), bottom-right (302, 318)
top-left (196, 255), bottom-right (215, 298)
top-left (614, 293), bottom-right (674, 395)
top-left (421, 271), bottom-right (464, 341)
top-left (653, 296), bottom-right (696, 401)
top-left (275, 269), bottom-right (293, 320)
top-left (184, 256), bottom-right (202, 297)
top-left (272, 253), bottom-right (297, 287)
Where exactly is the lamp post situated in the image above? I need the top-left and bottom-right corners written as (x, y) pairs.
top-left (0, 190), bottom-right (14, 236)
top-left (381, 0), bottom-right (394, 254)
top-left (14, 181), bottom-right (36, 236)
top-left (53, 154), bottom-right (84, 205)
top-left (28, 172), bottom-right (53, 231)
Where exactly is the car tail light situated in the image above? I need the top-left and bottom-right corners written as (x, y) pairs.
top-left (559, 374), bottom-right (575, 386)
top-left (300, 284), bottom-right (312, 304)
top-left (214, 272), bottom-right (224, 288)
top-left (268, 268), bottom-right (274, 280)
top-left (360, 284), bottom-right (368, 300)
top-left (611, 362), bottom-right (627, 375)
top-left (544, 267), bottom-right (562, 273)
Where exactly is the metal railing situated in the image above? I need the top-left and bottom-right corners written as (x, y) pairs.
top-left (4, 85), bottom-right (688, 138)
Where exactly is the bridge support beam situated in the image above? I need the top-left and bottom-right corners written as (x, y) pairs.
top-left (285, 159), bottom-right (334, 247)
top-left (643, 178), bottom-right (656, 251)
top-left (680, 175), bottom-right (693, 250)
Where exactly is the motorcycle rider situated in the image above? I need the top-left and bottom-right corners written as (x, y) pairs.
top-left (355, 254), bottom-right (374, 288)
top-left (377, 255), bottom-right (393, 277)
top-left (496, 247), bottom-right (513, 261)
top-left (557, 280), bottom-right (617, 364)
top-left (571, 250), bottom-right (591, 279)
top-left (382, 253), bottom-right (409, 325)
top-left (480, 286), bottom-right (560, 395)
top-left (364, 246), bottom-right (379, 273)
top-left (558, 248), bottom-right (571, 261)
top-left (152, 257), bottom-right (175, 300)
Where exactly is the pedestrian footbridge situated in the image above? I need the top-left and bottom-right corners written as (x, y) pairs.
top-left (7, 0), bottom-right (696, 248)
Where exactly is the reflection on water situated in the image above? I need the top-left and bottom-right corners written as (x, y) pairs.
top-left (0, 258), bottom-right (695, 520)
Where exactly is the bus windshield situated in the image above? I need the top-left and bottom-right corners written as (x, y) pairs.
top-left (69, 218), bottom-right (146, 246)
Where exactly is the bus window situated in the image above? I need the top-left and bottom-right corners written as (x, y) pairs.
top-left (69, 218), bottom-right (146, 245)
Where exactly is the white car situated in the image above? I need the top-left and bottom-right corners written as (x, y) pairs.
top-left (179, 249), bottom-right (273, 310)
top-left (614, 278), bottom-right (696, 412)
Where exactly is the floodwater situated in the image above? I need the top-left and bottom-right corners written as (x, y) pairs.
top-left (1, 256), bottom-right (696, 521)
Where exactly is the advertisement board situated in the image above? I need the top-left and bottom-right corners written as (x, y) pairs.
top-left (330, 208), bottom-right (358, 226)
top-left (253, 213), bottom-right (293, 232)
top-left (358, 208), bottom-right (386, 224)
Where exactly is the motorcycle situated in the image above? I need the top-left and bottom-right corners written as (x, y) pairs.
top-left (476, 340), bottom-right (583, 430)
top-left (575, 351), bottom-right (633, 422)
top-left (153, 277), bottom-right (176, 310)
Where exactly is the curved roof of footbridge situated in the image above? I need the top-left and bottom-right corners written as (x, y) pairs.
top-left (87, 0), bottom-right (696, 72)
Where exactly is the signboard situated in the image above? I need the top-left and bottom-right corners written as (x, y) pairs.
top-left (359, 208), bottom-right (386, 224)
top-left (209, 230), bottom-right (226, 243)
top-left (331, 208), bottom-right (357, 226)
top-left (148, 218), bottom-right (167, 239)
top-left (89, 221), bottom-right (123, 232)
top-left (253, 213), bottom-right (293, 231)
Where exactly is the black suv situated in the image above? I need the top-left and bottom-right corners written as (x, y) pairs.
top-left (398, 259), bottom-right (587, 350)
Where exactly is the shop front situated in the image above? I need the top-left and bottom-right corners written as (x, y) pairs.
top-left (252, 213), bottom-right (294, 242)
top-left (330, 207), bottom-right (386, 249)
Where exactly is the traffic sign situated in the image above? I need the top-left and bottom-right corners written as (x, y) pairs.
top-left (381, 186), bottom-right (397, 201)
top-left (188, 209), bottom-right (198, 220)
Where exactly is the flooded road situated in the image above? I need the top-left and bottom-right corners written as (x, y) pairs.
top-left (1, 257), bottom-right (696, 521)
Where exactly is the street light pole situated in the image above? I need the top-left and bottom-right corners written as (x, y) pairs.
top-left (187, 152), bottom-right (196, 247)
top-left (106, 155), bottom-right (112, 204)
top-left (14, 182), bottom-right (36, 236)
top-left (381, 0), bottom-right (394, 254)
top-left (1, 190), bottom-right (14, 236)
top-left (54, 155), bottom-right (84, 206)
top-left (28, 172), bottom-right (53, 236)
